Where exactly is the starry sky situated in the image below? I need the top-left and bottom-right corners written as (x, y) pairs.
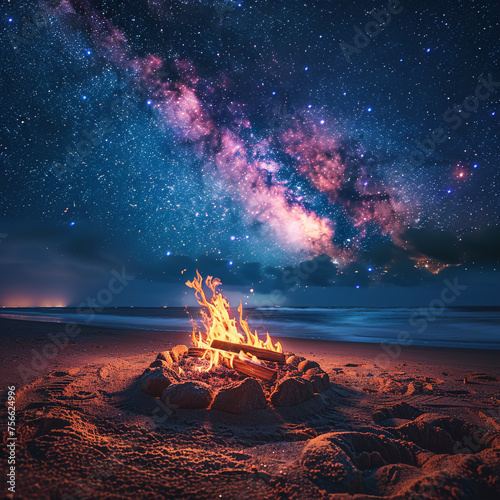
top-left (0, 0), bottom-right (499, 307)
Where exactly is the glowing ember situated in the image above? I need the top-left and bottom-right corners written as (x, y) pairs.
top-left (185, 271), bottom-right (282, 371)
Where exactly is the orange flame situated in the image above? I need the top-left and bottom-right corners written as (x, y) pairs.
top-left (185, 270), bottom-right (282, 371)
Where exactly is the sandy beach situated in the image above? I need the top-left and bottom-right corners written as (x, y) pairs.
top-left (1, 317), bottom-right (500, 499)
top-left (2, 0), bottom-right (500, 496)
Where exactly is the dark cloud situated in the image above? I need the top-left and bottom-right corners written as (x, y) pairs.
top-left (379, 259), bottom-right (435, 287)
top-left (0, 220), bottom-right (499, 306)
top-left (361, 241), bottom-right (406, 266)
top-left (402, 228), bottom-right (462, 264)
top-left (461, 227), bottom-right (500, 264)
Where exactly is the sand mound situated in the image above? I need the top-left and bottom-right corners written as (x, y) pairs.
top-left (6, 354), bottom-right (500, 499)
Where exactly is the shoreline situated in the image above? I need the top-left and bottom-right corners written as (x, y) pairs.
top-left (2, 317), bottom-right (499, 388)
top-left (1, 309), bottom-right (500, 347)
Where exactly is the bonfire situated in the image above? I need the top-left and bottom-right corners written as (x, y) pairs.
top-left (185, 271), bottom-right (285, 381)
top-left (138, 272), bottom-right (330, 414)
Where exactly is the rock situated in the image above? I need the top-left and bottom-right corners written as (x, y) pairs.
top-left (161, 381), bottom-right (214, 409)
top-left (286, 355), bottom-right (305, 368)
top-left (298, 360), bottom-right (320, 372)
top-left (171, 345), bottom-right (188, 362)
top-left (150, 359), bottom-right (172, 369)
top-left (140, 367), bottom-right (180, 397)
top-left (303, 367), bottom-right (330, 393)
top-left (211, 378), bottom-right (267, 414)
top-left (156, 351), bottom-right (174, 366)
top-left (270, 377), bottom-right (314, 407)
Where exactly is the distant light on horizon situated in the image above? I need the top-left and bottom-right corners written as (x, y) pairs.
top-left (1, 297), bottom-right (67, 308)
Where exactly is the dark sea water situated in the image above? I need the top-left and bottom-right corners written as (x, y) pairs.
top-left (1, 306), bottom-right (499, 349)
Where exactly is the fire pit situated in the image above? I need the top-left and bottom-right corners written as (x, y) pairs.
top-left (140, 272), bottom-right (330, 414)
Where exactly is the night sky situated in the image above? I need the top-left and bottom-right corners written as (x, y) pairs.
top-left (0, 0), bottom-right (499, 307)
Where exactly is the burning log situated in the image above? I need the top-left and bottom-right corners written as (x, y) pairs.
top-left (189, 346), bottom-right (278, 382)
top-left (210, 340), bottom-right (286, 364)
top-left (187, 347), bottom-right (206, 358)
top-left (230, 358), bottom-right (277, 383)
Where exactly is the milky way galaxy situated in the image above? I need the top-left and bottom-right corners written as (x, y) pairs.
top-left (0, 0), bottom-right (499, 302)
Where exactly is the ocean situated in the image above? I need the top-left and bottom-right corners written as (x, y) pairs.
top-left (1, 306), bottom-right (499, 349)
